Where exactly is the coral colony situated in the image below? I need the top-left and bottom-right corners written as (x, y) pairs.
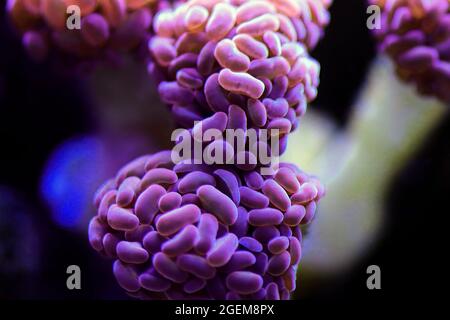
top-left (89, 152), bottom-right (324, 299)
top-left (371, 0), bottom-right (450, 103)
top-left (149, 0), bottom-right (327, 161)
top-left (6, 0), bottom-right (170, 63)
top-left (89, 0), bottom-right (330, 300)
top-left (7, 0), bottom-right (331, 300)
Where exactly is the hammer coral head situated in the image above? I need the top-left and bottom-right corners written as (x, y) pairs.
top-left (88, 150), bottom-right (324, 299)
top-left (371, 0), bottom-right (450, 103)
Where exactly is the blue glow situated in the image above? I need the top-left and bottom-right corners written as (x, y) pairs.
top-left (40, 136), bottom-right (104, 229)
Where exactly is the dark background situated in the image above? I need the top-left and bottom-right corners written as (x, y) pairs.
top-left (1, 1), bottom-right (448, 301)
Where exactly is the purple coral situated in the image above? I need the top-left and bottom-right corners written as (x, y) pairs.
top-left (6, 0), bottom-right (172, 63)
top-left (371, 0), bottom-right (450, 103)
top-left (148, 0), bottom-right (330, 156)
top-left (88, 150), bottom-right (324, 300)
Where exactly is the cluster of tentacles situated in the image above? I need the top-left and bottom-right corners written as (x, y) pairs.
top-left (6, 0), bottom-right (173, 63)
top-left (6, 0), bottom-right (333, 300)
top-left (371, 0), bottom-right (450, 103)
top-left (89, 151), bottom-right (324, 299)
